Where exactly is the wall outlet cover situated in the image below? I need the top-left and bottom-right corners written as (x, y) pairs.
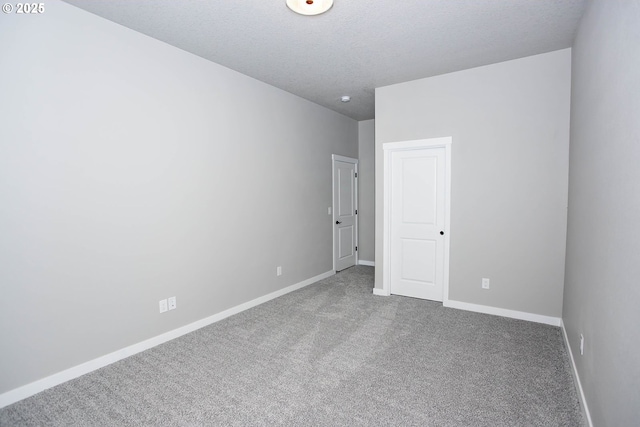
top-left (482, 278), bottom-right (490, 289)
top-left (159, 299), bottom-right (168, 313)
top-left (168, 296), bottom-right (176, 310)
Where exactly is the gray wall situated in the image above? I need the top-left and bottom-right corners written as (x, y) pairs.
top-left (375, 50), bottom-right (571, 318)
top-left (357, 120), bottom-right (375, 263)
top-left (0, 0), bottom-right (357, 394)
top-left (563, 0), bottom-right (640, 424)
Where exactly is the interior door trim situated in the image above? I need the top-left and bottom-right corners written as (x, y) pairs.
top-left (381, 137), bottom-right (452, 301)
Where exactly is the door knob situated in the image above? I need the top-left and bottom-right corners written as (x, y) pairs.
top-left (440, 231), bottom-right (444, 235)
top-left (336, 221), bottom-right (342, 225)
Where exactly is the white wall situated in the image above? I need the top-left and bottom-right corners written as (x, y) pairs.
top-left (375, 50), bottom-right (571, 318)
top-left (357, 120), bottom-right (375, 263)
top-left (0, 0), bottom-right (357, 395)
top-left (563, 0), bottom-right (640, 424)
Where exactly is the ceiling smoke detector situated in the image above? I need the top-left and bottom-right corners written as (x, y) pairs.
top-left (286, 0), bottom-right (334, 16)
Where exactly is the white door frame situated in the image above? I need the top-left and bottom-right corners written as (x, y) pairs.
top-left (381, 137), bottom-right (452, 301)
top-left (332, 154), bottom-right (358, 272)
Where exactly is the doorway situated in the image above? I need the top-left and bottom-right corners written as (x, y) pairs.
top-left (332, 155), bottom-right (358, 272)
top-left (382, 138), bottom-right (451, 301)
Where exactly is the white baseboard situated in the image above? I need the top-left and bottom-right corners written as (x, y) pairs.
top-left (0, 270), bottom-right (335, 409)
top-left (372, 288), bottom-right (389, 296)
top-left (560, 320), bottom-right (594, 427)
top-left (443, 299), bottom-right (562, 326)
top-left (358, 260), bottom-right (375, 267)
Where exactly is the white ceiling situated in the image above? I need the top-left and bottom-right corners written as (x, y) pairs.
top-left (62, 0), bottom-right (587, 121)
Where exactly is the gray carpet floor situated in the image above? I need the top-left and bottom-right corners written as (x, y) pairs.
top-left (0, 266), bottom-right (583, 426)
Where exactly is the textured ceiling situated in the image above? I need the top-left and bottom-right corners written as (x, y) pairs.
top-left (61, 0), bottom-right (587, 121)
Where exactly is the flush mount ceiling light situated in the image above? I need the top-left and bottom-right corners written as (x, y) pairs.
top-left (286, 0), bottom-right (334, 16)
top-left (341, 96), bottom-right (351, 103)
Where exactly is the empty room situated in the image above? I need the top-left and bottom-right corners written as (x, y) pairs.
top-left (0, 0), bottom-right (638, 425)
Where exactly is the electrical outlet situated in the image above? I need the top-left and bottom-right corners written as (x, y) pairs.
top-left (159, 299), bottom-right (168, 313)
top-left (482, 278), bottom-right (490, 289)
top-left (277, 266), bottom-right (282, 276)
top-left (328, 207), bottom-right (332, 215)
top-left (168, 296), bottom-right (176, 310)
top-left (580, 334), bottom-right (584, 355)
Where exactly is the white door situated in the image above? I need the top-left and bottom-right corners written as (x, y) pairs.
top-left (333, 156), bottom-right (358, 272)
top-left (390, 147), bottom-right (446, 301)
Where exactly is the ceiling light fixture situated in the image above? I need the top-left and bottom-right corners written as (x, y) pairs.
top-left (341, 96), bottom-right (351, 103)
top-left (286, 0), bottom-right (333, 16)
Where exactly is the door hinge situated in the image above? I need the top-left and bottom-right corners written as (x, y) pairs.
top-left (355, 172), bottom-right (358, 178)
top-left (355, 246), bottom-right (358, 251)
top-left (355, 209), bottom-right (358, 215)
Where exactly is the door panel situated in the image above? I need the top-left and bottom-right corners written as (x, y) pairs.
top-left (402, 157), bottom-right (437, 224)
top-left (339, 168), bottom-right (354, 216)
top-left (333, 158), bottom-right (357, 271)
top-left (401, 238), bottom-right (436, 283)
top-left (390, 148), bottom-right (445, 301)
top-left (338, 226), bottom-right (354, 259)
